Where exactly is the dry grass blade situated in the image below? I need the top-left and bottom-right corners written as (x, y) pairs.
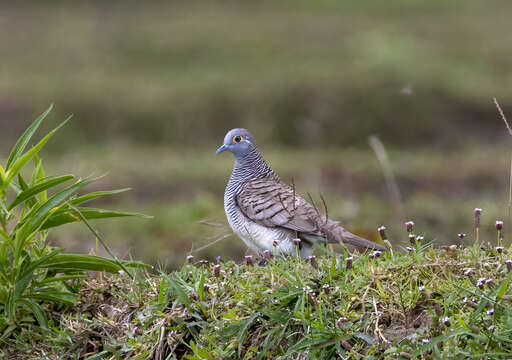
top-left (494, 97), bottom-right (512, 136)
top-left (369, 135), bottom-right (405, 225)
top-left (494, 97), bottom-right (512, 243)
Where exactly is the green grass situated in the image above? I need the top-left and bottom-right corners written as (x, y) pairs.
top-left (4, 244), bottom-right (511, 359)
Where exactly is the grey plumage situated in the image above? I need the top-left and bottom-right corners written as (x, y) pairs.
top-left (217, 128), bottom-right (386, 257)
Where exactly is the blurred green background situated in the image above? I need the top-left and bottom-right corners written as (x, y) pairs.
top-left (2, 1), bottom-right (512, 268)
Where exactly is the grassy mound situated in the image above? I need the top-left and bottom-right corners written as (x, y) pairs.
top-left (7, 243), bottom-right (512, 359)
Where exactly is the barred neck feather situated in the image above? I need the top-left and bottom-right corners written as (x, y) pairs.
top-left (228, 147), bottom-right (276, 194)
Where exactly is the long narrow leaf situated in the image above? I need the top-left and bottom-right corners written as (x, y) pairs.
top-left (43, 253), bottom-right (147, 273)
top-left (8, 175), bottom-right (74, 210)
top-left (25, 291), bottom-right (76, 306)
top-left (3, 116), bottom-right (70, 190)
top-left (70, 188), bottom-right (131, 206)
top-left (18, 298), bottom-right (48, 328)
top-left (41, 207), bottom-right (149, 229)
top-left (16, 177), bottom-right (94, 248)
top-left (6, 104), bottom-right (53, 170)
top-left (68, 205), bottom-right (134, 278)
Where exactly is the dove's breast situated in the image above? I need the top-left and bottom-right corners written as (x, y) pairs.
top-left (224, 182), bottom-right (300, 256)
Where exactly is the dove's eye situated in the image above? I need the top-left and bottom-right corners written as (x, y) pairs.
top-left (233, 135), bottom-right (243, 143)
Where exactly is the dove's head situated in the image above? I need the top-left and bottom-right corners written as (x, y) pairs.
top-left (216, 128), bottom-right (257, 158)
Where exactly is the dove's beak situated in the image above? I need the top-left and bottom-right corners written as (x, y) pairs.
top-left (216, 144), bottom-right (228, 154)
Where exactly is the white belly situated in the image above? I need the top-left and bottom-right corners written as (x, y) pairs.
top-left (225, 199), bottom-right (313, 257)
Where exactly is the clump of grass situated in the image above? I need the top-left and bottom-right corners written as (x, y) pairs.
top-left (0, 106), bottom-right (150, 342)
top-left (5, 240), bottom-right (511, 359)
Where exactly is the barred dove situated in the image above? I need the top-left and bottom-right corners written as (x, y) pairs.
top-left (216, 128), bottom-right (386, 257)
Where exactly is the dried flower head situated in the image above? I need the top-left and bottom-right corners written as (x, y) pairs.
top-left (409, 234), bottom-right (416, 244)
top-left (377, 226), bottom-right (387, 240)
top-left (346, 256), bottom-right (353, 269)
top-left (308, 255), bottom-right (317, 269)
top-left (496, 220), bottom-right (504, 230)
top-left (476, 278), bottom-right (486, 289)
top-left (336, 317), bottom-right (348, 328)
top-left (441, 316), bottom-right (451, 327)
top-left (475, 208), bottom-right (482, 227)
top-left (213, 264), bottom-right (221, 277)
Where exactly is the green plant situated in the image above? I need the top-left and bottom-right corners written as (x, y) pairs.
top-left (0, 105), bottom-right (150, 339)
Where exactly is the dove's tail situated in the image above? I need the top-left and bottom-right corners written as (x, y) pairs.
top-left (322, 219), bottom-right (387, 252)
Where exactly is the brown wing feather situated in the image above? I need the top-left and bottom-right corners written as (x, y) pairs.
top-left (237, 178), bottom-right (387, 252)
top-left (236, 178), bottom-right (322, 235)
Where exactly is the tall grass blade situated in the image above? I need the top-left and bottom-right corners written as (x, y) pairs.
top-left (70, 188), bottom-right (131, 206)
top-left (8, 175), bottom-right (74, 210)
top-left (15, 177), bottom-right (94, 251)
top-left (5, 104), bottom-right (53, 171)
top-left (41, 207), bottom-right (148, 229)
top-left (3, 116), bottom-right (70, 190)
top-left (67, 204), bottom-right (135, 278)
top-left (18, 298), bottom-right (48, 328)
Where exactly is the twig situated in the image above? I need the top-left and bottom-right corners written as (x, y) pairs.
top-left (319, 193), bottom-right (329, 226)
top-left (291, 177), bottom-right (297, 211)
top-left (278, 193), bottom-right (293, 216)
top-left (306, 192), bottom-right (321, 218)
top-left (494, 97), bottom-right (512, 136)
top-left (372, 297), bottom-right (389, 343)
top-left (193, 233), bottom-right (232, 253)
top-left (493, 97), bottom-right (512, 244)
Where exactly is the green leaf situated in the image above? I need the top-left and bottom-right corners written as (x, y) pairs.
top-left (2, 116), bottom-right (70, 191)
top-left (237, 313), bottom-right (259, 357)
top-left (15, 249), bottom-right (62, 298)
top-left (168, 274), bottom-right (191, 307)
top-left (5, 104), bottom-right (53, 171)
top-left (354, 332), bottom-right (377, 345)
top-left (70, 188), bottom-right (131, 206)
top-left (15, 177), bottom-right (94, 249)
top-left (0, 165), bottom-right (5, 186)
top-left (44, 253), bottom-right (150, 272)
top-left (18, 298), bottom-right (48, 328)
top-left (84, 351), bottom-right (111, 360)
top-left (25, 290), bottom-right (76, 306)
top-left (41, 207), bottom-right (148, 230)
top-left (8, 175), bottom-right (74, 210)
top-left (40, 274), bottom-right (88, 284)
top-left (496, 277), bottom-right (509, 300)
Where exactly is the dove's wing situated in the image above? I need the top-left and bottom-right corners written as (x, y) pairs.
top-left (236, 178), bottom-right (323, 236)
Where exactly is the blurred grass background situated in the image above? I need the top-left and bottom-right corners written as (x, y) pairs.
top-left (1, 0), bottom-right (512, 269)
